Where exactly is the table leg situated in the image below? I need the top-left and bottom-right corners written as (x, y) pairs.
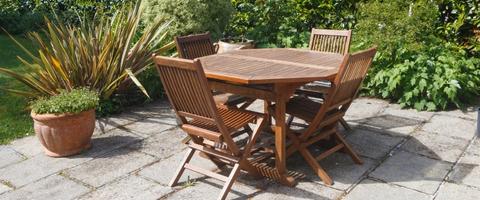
top-left (274, 84), bottom-right (296, 187)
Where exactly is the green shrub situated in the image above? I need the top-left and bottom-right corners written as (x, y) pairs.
top-left (0, 0), bottom-right (132, 34)
top-left (354, 0), bottom-right (439, 57)
top-left (354, 0), bottom-right (480, 110)
top-left (437, 0), bottom-right (480, 55)
top-left (363, 42), bottom-right (480, 111)
top-left (31, 88), bottom-right (99, 114)
top-left (225, 0), bottom-right (359, 47)
top-left (0, 0), bottom-right (42, 34)
top-left (142, 0), bottom-right (233, 40)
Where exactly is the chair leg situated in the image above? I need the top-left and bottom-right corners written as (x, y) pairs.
top-left (240, 117), bottom-right (266, 178)
top-left (218, 163), bottom-right (241, 200)
top-left (240, 160), bottom-right (261, 178)
top-left (244, 125), bottom-right (253, 136)
top-left (333, 131), bottom-right (363, 164)
top-left (339, 118), bottom-right (351, 131)
top-left (299, 147), bottom-right (333, 185)
top-left (169, 148), bottom-right (195, 187)
top-left (264, 101), bottom-right (272, 126)
top-left (286, 115), bottom-right (294, 127)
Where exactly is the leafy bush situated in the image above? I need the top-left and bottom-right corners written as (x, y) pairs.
top-left (437, 0), bottom-right (480, 55)
top-left (355, 0), bottom-right (480, 110)
top-left (0, 0), bottom-right (42, 34)
top-left (142, 0), bottom-right (233, 40)
top-left (225, 0), bottom-right (359, 47)
top-left (354, 0), bottom-right (439, 56)
top-left (363, 43), bottom-right (480, 110)
top-left (0, 1), bottom-right (174, 100)
top-left (31, 88), bottom-right (99, 114)
top-left (0, 0), bottom-right (131, 34)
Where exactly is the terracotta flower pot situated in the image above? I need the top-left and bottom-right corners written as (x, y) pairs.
top-left (217, 38), bottom-right (254, 53)
top-left (31, 109), bottom-right (95, 157)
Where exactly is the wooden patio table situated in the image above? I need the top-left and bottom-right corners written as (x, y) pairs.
top-left (199, 48), bottom-right (344, 186)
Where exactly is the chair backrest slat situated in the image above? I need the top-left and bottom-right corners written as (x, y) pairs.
top-left (309, 29), bottom-right (352, 55)
top-left (303, 47), bottom-right (376, 138)
top-left (154, 56), bottom-right (217, 120)
top-left (175, 32), bottom-right (216, 59)
top-left (330, 47), bottom-right (377, 104)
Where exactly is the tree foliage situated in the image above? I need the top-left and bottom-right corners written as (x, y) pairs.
top-left (142, 0), bottom-right (233, 40)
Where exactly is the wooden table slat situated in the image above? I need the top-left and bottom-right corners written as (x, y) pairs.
top-left (200, 48), bottom-right (343, 84)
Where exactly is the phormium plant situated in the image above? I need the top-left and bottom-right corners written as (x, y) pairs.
top-left (0, 0), bottom-right (175, 100)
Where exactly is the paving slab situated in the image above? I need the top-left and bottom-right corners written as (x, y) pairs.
top-left (381, 104), bottom-right (434, 121)
top-left (0, 175), bottom-right (89, 200)
top-left (344, 98), bottom-right (388, 121)
top-left (466, 138), bottom-right (480, 156)
top-left (165, 178), bottom-right (259, 200)
top-left (95, 113), bottom-right (144, 134)
top-left (0, 184), bottom-right (10, 195)
top-left (344, 179), bottom-right (430, 200)
top-left (435, 182), bottom-right (480, 200)
top-left (0, 147), bottom-right (24, 169)
top-left (346, 129), bottom-right (404, 160)
top-left (356, 114), bottom-right (423, 137)
top-left (79, 175), bottom-right (172, 200)
top-left (252, 181), bottom-right (343, 200)
top-left (288, 152), bottom-right (377, 190)
top-left (125, 100), bottom-right (174, 118)
top-left (449, 153), bottom-right (480, 188)
top-left (121, 116), bottom-right (176, 138)
top-left (0, 153), bottom-right (87, 188)
top-left (401, 131), bottom-right (469, 162)
top-left (437, 107), bottom-right (477, 121)
top-left (421, 115), bottom-right (476, 140)
top-left (129, 128), bottom-right (187, 159)
top-left (370, 151), bottom-right (452, 194)
top-left (84, 128), bottom-right (144, 158)
top-left (65, 148), bottom-right (156, 187)
top-left (9, 136), bottom-right (43, 157)
top-left (245, 100), bottom-right (264, 113)
top-left (139, 150), bottom-right (218, 186)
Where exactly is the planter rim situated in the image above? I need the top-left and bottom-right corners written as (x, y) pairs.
top-left (31, 109), bottom-right (95, 121)
top-left (219, 38), bottom-right (254, 43)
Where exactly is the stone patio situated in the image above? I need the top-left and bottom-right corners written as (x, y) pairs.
top-left (0, 97), bottom-right (478, 200)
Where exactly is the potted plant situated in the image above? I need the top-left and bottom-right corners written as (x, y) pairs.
top-left (217, 37), bottom-right (255, 53)
top-left (30, 88), bottom-right (99, 157)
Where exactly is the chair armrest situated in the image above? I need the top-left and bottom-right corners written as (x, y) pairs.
top-left (213, 43), bottom-right (220, 53)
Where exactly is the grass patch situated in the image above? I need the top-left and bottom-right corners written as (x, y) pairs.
top-left (0, 34), bottom-right (36, 144)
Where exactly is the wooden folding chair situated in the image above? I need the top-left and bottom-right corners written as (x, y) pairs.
top-left (280, 47), bottom-right (377, 185)
top-left (293, 28), bottom-right (353, 130)
top-left (175, 32), bottom-right (253, 109)
top-left (153, 56), bottom-right (266, 200)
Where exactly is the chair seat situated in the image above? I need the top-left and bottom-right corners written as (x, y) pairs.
top-left (213, 92), bottom-right (249, 106)
top-left (189, 107), bottom-right (257, 134)
top-left (296, 81), bottom-right (331, 98)
top-left (285, 96), bottom-right (322, 122)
